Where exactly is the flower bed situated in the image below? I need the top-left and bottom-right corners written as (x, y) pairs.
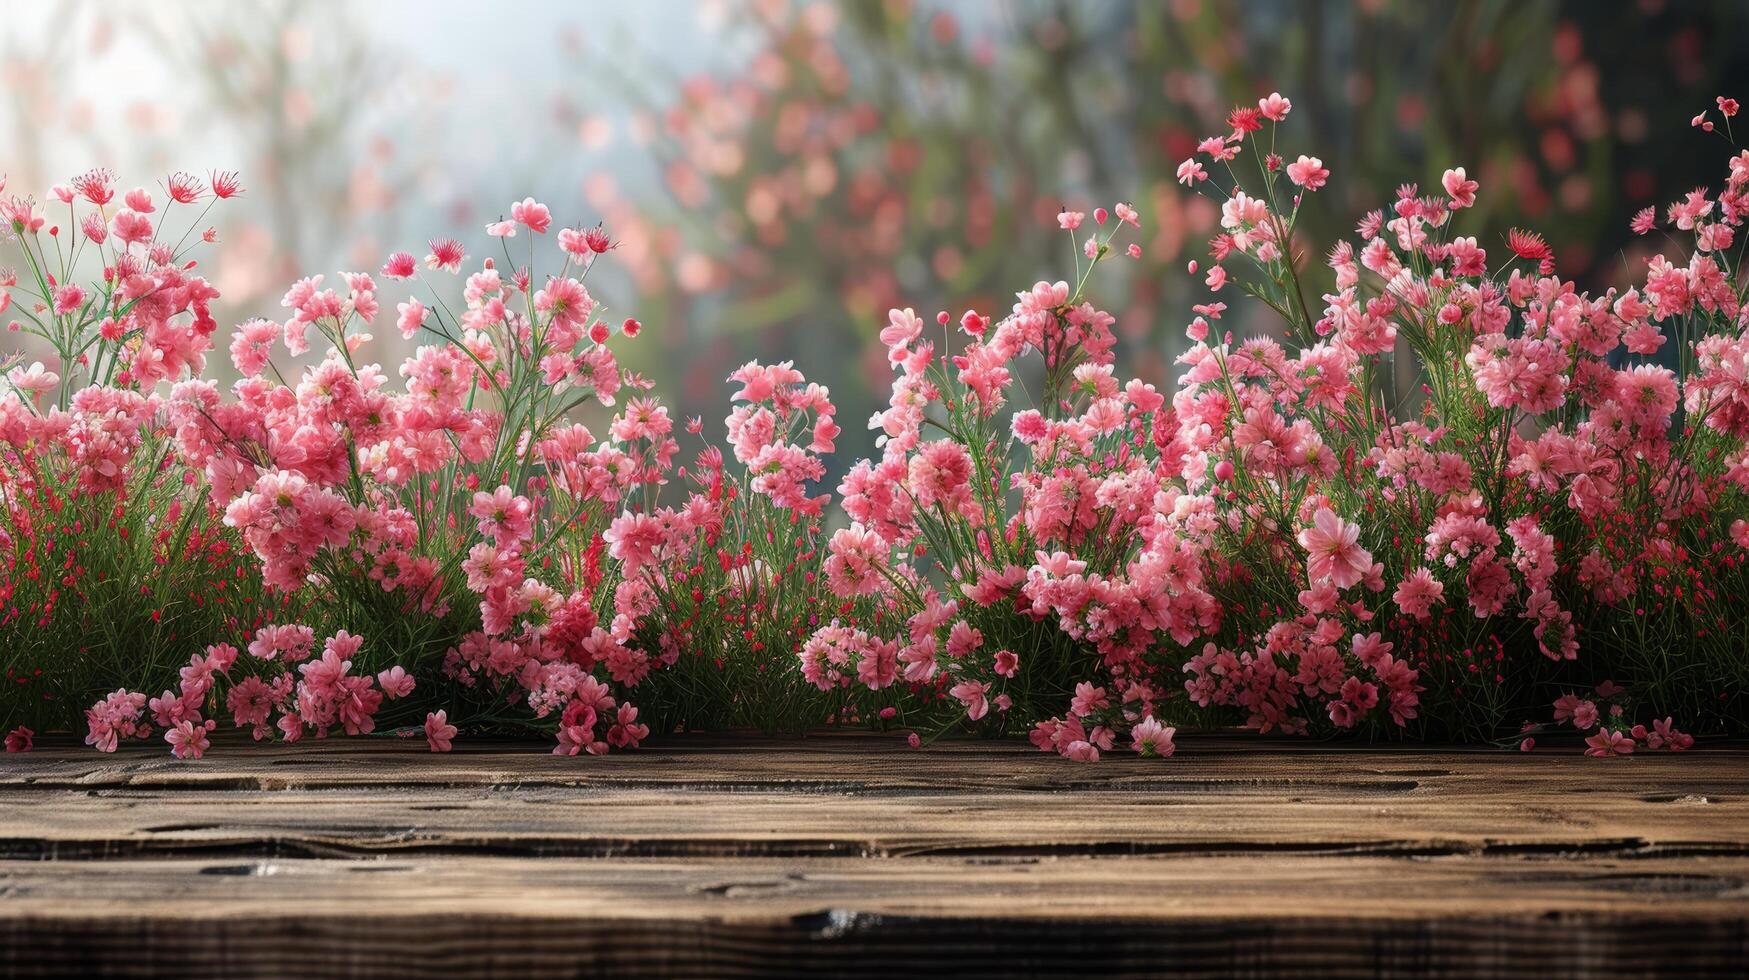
top-left (3, 94), bottom-right (1745, 760)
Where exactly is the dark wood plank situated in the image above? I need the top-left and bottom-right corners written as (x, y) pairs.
top-left (1, 734), bottom-right (1745, 977)
top-left (4, 855), bottom-right (1748, 977)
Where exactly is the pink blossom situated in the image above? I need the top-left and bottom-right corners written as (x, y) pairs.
top-left (110, 209), bottom-right (153, 244)
top-left (511, 197), bottom-right (552, 234)
top-left (1584, 729), bottom-right (1635, 758)
top-left (7, 361), bottom-right (58, 399)
top-left (381, 251), bottom-right (417, 279)
top-left (470, 486), bottom-right (535, 547)
top-left (1572, 700), bottom-right (1600, 730)
top-left (950, 680), bottom-right (991, 721)
top-left (1392, 568), bottom-right (1444, 619)
top-left (1297, 508), bottom-right (1372, 589)
top-left (396, 299), bottom-right (427, 340)
top-left (377, 667), bottom-right (416, 699)
top-left (1441, 167), bottom-right (1478, 208)
top-left (1130, 717), bottom-right (1176, 757)
top-left (425, 238), bottom-right (465, 273)
top-left (166, 719), bottom-right (215, 760)
top-left (53, 283), bottom-right (85, 316)
top-left (1257, 92), bottom-right (1292, 122)
top-left (424, 710), bottom-right (457, 752)
top-left (1286, 155), bottom-right (1329, 191)
top-left (993, 649), bottom-right (1019, 678)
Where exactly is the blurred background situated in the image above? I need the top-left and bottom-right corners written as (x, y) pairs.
top-left (7, 0), bottom-right (1749, 469)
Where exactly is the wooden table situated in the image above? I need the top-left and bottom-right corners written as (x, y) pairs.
top-left (1, 733), bottom-right (1745, 977)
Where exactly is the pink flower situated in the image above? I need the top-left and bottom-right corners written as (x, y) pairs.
top-left (823, 523), bottom-right (888, 598)
top-left (377, 666), bottom-right (416, 699)
top-left (209, 170), bottom-right (243, 198)
top-left (1058, 210), bottom-right (1084, 231)
top-left (1130, 717), bottom-right (1176, 758)
top-left (1070, 682), bottom-right (1109, 717)
top-left (1572, 700), bottom-right (1600, 730)
top-left (250, 624), bottom-right (316, 662)
top-left (72, 167), bottom-right (116, 205)
top-left (879, 307), bottom-right (924, 355)
top-left (1257, 92), bottom-right (1292, 122)
top-left (950, 680), bottom-right (990, 721)
top-left (1392, 568), bottom-right (1444, 619)
top-left (470, 486), bottom-right (535, 547)
top-left (165, 172), bottom-right (202, 203)
top-left (604, 511), bottom-right (667, 577)
top-left (109, 208), bottom-right (153, 244)
top-left (166, 719), bottom-right (215, 760)
top-left (1584, 729), bottom-right (1635, 758)
top-left (53, 283), bottom-right (85, 316)
top-left (908, 439), bottom-right (976, 514)
top-left (425, 238), bottom-right (465, 273)
top-left (1441, 167), bottom-right (1479, 209)
top-left (7, 361), bottom-right (58, 399)
top-left (79, 211), bottom-right (107, 243)
top-left (1646, 718), bottom-right (1694, 752)
top-left (425, 710), bottom-right (457, 752)
top-left (561, 224), bottom-right (612, 257)
top-left (396, 299), bottom-right (427, 340)
top-left (511, 197), bottom-right (552, 234)
top-left (3, 726), bottom-right (32, 753)
top-left (1351, 632), bottom-right (1393, 667)
top-left (1286, 155), bottom-right (1328, 191)
top-left (1297, 508), bottom-right (1372, 589)
top-left (381, 251), bottom-right (417, 279)
top-left (229, 318), bottom-right (279, 377)
top-left (993, 649), bottom-right (1019, 678)
top-left (535, 277), bottom-right (592, 334)
top-left (606, 703), bottom-right (649, 748)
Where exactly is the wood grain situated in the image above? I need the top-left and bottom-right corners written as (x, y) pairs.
top-left (1, 733), bottom-right (1745, 977)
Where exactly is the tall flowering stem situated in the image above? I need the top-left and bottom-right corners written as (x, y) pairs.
top-left (165, 201), bottom-right (668, 752)
top-left (805, 206), bottom-right (1200, 759)
top-left (1, 170), bottom-right (279, 735)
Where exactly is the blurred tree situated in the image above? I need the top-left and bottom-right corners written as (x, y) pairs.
top-left (134, 0), bottom-right (449, 314)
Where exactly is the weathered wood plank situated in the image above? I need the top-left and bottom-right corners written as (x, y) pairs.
top-left (4, 784), bottom-right (1746, 860)
top-left (4, 735), bottom-right (1744, 859)
top-left (4, 855), bottom-right (1749, 976)
top-left (1, 734), bottom-right (1745, 976)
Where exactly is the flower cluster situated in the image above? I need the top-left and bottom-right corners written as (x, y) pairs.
top-left (1155, 92), bottom-right (1749, 743)
top-left (780, 92), bottom-right (1747, 757)
top-left (2, 170), bottom-right (278, 738)
top-left (7, 92), bottom-right (1749, 758)
top-left (1528, 680), bottom-right (1695, 757)
top-left (156, 197), bottom-right (685, 754)
top-left (83, 625), bottom-right (422, 758)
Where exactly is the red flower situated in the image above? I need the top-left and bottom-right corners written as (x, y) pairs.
top-left (1507, 228), bottom-right (1554, 274)
top-left (208, 170), bottom-right (243, 199)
